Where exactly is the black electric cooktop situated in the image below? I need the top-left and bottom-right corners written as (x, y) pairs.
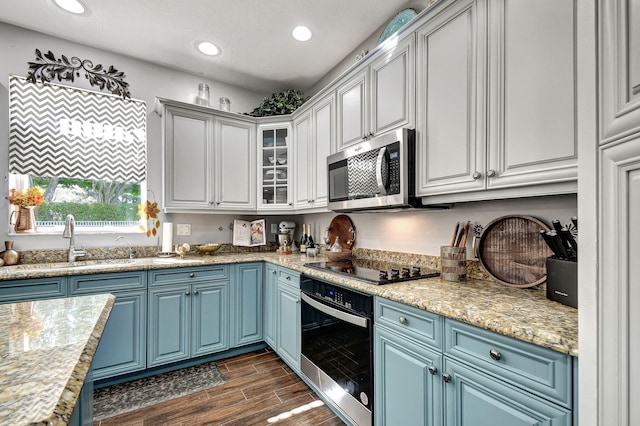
top-left (304, 259), bottom-right (439, 285)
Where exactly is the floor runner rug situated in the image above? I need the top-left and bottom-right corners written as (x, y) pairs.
top-left (93, 361), bottom-right (226, 421)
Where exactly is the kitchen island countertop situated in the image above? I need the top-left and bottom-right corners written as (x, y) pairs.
top-left (0, 252), bottom-right (578, 357)
top-left (0, 293), bottom-right (115, 425)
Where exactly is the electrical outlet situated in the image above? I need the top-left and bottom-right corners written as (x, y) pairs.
top-left (176, 224), bottom-right (191, 236)
top-left (270, 224), bottom-right (278, 234)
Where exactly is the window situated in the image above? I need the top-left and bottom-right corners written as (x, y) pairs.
top-left (9, 174), bottom-right (145, 233)
top-left (8, 76), bottom-right (147, 234)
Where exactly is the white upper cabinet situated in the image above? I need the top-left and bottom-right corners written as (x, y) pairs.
top-left (416, 0), bottom-right (578, 202)
top-left (416, 0), bottom-right (485, 196)
top-left (600, 0), bottom-right (640, 143)
top-left (485, 0), bottom-right (577, 191)
top-left (293, 93), bottom-right (335, 211)
top-left (336, 36), bottom-right (415, 150)
top-left (159, 99), bottom-right (256, 212)
top-left (163, 105), bottom-right (214, 210)
top-left (215, 117), bottom-right (257, 210)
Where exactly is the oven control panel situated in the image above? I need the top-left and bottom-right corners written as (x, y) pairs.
top-left (301, 276), bottom-right (372, 316)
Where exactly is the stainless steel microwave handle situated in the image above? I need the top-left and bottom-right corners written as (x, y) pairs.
top-left (376, 146), bottom-right (388, 195)
top-left (301, 292), bottom-right (368, 328)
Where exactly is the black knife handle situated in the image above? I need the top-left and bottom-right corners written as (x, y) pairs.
top-left (548, 230), bottom-right (569, 259)
top-left (540, 230), bottom-right (561, 258)
top-left (552, 219), bottom-right (564, 233)
top-left (560, 227), bottom-right (578, 258)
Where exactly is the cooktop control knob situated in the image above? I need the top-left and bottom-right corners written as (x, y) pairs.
top-left (379, 270), bottom-right (389, 281)
top-left (412, 266), bottom-right (421, 276)
top-left (390, 268), bottom-right (400, 279)
top-left (401, 267), bottom-right (411, 278)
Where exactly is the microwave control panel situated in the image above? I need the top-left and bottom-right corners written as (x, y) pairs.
top-left (387, 142), bottom-right (401, 195)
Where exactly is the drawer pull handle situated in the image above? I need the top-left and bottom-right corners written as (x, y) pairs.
top-left (189, 273), bottom-right (195, 278)
top-left (428, 365), bottom-right (438, 375)
top-left (489, 349), bottom-right (502, 361)
top-left (398, 316), bottom-right (407, 324)
top-left (442, 373), bottom-right (451, 383)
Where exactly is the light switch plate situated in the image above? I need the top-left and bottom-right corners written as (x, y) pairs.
top-left (177, 224), bottom-right (191, 236)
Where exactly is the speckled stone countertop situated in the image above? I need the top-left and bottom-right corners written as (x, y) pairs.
top-left (0, 252), bottom-right (578, 357)
top-left (0, 294), bottom-right (115, 425)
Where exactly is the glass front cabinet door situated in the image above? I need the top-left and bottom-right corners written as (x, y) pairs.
top-left (258, 123), bottom-right (292, 210)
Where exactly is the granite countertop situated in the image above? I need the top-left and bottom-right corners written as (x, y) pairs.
top-left (0, 294), bottom-right (115, 425)
top-left (0, 252), bottom-right (578, 357)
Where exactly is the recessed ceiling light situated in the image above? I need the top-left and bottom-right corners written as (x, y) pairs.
top-left (197, 41), bottom-right (220, 56)
top-left (292, 26), bottom-right (312, 42)
top-left (53, 0), bottom-right (86, 14)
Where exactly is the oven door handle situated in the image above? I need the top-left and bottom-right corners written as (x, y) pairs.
top-left (301, 292), bottom-right (369, 329)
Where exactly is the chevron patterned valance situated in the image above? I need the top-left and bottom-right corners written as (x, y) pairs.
top-left (8, 75), bottom-right (146, 182)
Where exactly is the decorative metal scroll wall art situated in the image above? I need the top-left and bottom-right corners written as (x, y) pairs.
top-left (26, 49), bottom-right (131, 99)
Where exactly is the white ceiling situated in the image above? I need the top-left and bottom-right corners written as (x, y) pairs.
top-left (0, 0), bottom-right (421, 93)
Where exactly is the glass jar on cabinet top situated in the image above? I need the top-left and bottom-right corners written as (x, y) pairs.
top-left (259, 124), bottom-right (291, 209)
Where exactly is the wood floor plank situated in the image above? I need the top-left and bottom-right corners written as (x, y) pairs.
top-left (94, 350), bottom-right (345, 426)
top-left (241, 371), bottom-right (301, 400)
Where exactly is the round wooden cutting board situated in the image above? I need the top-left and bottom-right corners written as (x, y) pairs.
top-left (327, 215), bottom-right (356, 250)
top-left (478, 215), bottom-right (553, 288)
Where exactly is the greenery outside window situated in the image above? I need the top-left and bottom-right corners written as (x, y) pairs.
top-left (9, 174), bottom-right (146, 234)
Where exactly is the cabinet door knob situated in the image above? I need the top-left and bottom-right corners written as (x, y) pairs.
top-left (185, 290), bottom-right (191, 296)
top-left (272, 270), bottom-right (277, 275)
top-left (295, 298), bottom-right (300, 304)
top-left (286, 275), bottom-right (291, 280)
top-left (489, 349), bottom-right (502, 361)
top-left (428, 365), bottom-right (438, 375)
top-left (194, 290), bottom-right (199, 295)
top-left (189, 273), bottom-right (195, 278)
top-left (472, 171), bottom-right (482, 180)
top-left (442, 373), bottom-right (452, 383)
top-left (487, 169), bottom-right (497, 178)
top-left (398, 316), bottom-right (407, 324)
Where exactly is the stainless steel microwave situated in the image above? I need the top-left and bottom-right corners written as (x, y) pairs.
top-left (327, 128), bottom-right (421, 212)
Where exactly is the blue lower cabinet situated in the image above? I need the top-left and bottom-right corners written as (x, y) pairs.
top-left (263, 263), bottom-right (278, 348)
top-left (148, 266), bottom-right (230, 368)
top-left (231, 263), bottom-right (263, 347)
top-left (276, 268), bottom-right (301, 372)
top-left (92, 290), bottom-right (146, 380)
top-left (68, 365), bottom-right (93, 426)
top-left (192, 282), bottom-right (229, 356)
top-left (443, 357), bottom-right (571, 426)
top-left (374, 325), bottom-right (442, 426)
top-left (0, 276), bottom-right (67, 303)
top-left (69, 272), bottom-right (147, 381)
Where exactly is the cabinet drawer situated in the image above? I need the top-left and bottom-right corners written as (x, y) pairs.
top-left (69, 271), bottom-right (146, 294)
top-left (444, 318), bottom-right (572, 408)
top-left (375, 297), bottom-right (443, 351)
top-left (278, 268), bottom-right (300, 287)
top-left (0, 277), bottom-right (67, 303)
top-left (149, 265), bottom-right (228, 286)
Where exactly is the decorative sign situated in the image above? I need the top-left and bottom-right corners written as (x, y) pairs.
top-left (8, 75), bottom-right (146, 182)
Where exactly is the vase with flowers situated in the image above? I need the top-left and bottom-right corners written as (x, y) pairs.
top-left (5, 187), bottom-right (44, 233)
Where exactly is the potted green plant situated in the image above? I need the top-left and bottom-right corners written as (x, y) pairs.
top-left (246, 89), bottom-right (308, 117)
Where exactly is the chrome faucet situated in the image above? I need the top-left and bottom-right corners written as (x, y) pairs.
top-left (116, 236), bottom-right (135, 259)
top-left (62, 214), bottom-right (87, 262)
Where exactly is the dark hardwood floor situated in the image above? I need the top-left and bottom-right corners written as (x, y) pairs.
top-left (94, 348), bottom-right (346, 426)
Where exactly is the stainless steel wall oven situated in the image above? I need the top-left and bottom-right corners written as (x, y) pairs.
top-left (300, 275), bottom-right (373, 426)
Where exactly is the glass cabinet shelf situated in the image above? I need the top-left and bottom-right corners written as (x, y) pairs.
top-left (259, 125), bottom-right (291, 208)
